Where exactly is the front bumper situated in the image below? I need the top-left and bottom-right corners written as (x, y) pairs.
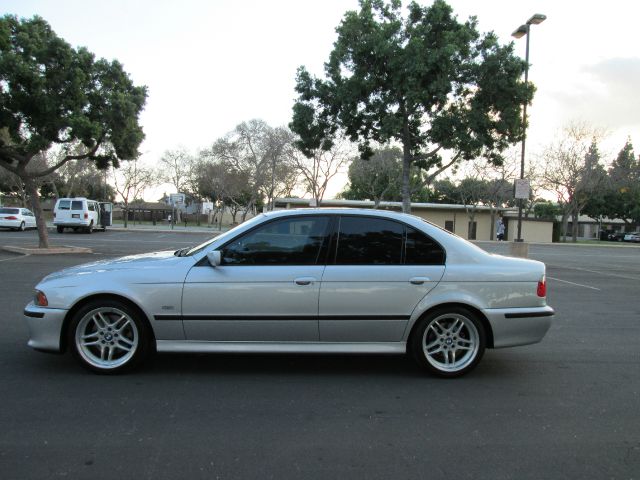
top-left (483, 305), bottom-right (554, 348)
top-left (24, 303), bottom-right (68, 353)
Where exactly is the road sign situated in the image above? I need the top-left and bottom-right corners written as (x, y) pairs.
top-left (514, 179), bottom-right (530, 200)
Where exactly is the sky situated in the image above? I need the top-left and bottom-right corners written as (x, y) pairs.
top-left (3, 0), bottom-right (640, 200)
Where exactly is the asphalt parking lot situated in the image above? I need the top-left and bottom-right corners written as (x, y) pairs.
top-left (1, 229), bottom-right (639, 479)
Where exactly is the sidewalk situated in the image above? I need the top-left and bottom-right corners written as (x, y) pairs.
top-left (45, 222), bottom-right (230, 234)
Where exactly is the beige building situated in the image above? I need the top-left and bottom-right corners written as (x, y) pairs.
top-left (275, 198), bottom-right (554, 243)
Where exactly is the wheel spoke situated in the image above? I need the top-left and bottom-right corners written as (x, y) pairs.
top-left (112, 315), bottom-right (128, 330)
top-left (81, 331), bottom-right (100, 340)
top-left (116, 339), bottom-right (134, 352)
top-left (453, 319), bottom-right (465, 334)
top-left (426, 344), bottom-right (442, 355)
top-left (93, 312), bottom-right (109, 329)
top-left (82, 339), bottom-right (101, 347)
top-left (107, 346), bottom-right (115, 361)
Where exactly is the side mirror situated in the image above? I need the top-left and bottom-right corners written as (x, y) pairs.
top-left (206, 250), bottom-right (222, 267)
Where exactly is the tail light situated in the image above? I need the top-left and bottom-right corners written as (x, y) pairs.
top-left (537, 277), bottom-right (547, 297)
top-left (5, 216), bottom-right (18, 220)
top-left (84, 212), bottom-right (88, 219)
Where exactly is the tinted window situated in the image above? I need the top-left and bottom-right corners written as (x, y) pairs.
top-left (336, 217), bottom-right (403, 265)
top-left (71, 201), bottom-right (83, 210)
top-left (222, 216), bottom-right (329, 265)
top-left (0, 208), bottom-right (19, 214)
top-left (405, 227), bottom-right (445, 265)
top-left (57, 201), bottom-right (70, 210)
top-left (88, 203), bottom-right (95, 211)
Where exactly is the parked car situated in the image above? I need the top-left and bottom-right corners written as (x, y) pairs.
top-left (608, 232), bottom-right (626, 242)
top-left (24, 209), bottom-right (554, 377)
top-left (53, 198), bottom-right (112, 233)
top-left (623, 232), bottom-right (640, 243)
top-left (0, 207), bottom-right (37, 231)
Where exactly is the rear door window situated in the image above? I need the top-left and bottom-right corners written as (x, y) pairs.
top-left (71, 201), bottom-right (83, 210)
top-left (335, 216), bottom-right (403, 265)
top-left (57, 201), bottom-right (71, 210)
top-left (405, 226), bottom-right (445, 265)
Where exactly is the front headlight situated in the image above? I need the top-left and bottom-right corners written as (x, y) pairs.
top-left (34, 290), bottom-right (48, 307)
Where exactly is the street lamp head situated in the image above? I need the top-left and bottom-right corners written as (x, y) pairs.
top-left (512, 24), bottom-right (528, 39)
top-left (527, 14), bottom-right (546, 25)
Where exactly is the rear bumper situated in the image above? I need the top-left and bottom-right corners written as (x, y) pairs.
top-left (24, 303), bottom-right (67, 353)
top-left (53, 220), bottom-right (91, 227)
top-left (483, 306), bottom-right (554, 348)
top-left (0, 220), bottom-right (22, 228)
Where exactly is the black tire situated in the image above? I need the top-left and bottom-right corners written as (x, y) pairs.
top-left (56, 226), bottom-right (64, 234)
top-left (19, 222), bottom-right (25, 231)
top-left (410, 307), bottom-right (486, 378)
top-left (68, 299), bottom-right (152, 374)
top-left (86, 221), bottom-right (94, 234)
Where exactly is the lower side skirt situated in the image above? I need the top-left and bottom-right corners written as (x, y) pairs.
top-left (156, 340), bottom-right (406, 355)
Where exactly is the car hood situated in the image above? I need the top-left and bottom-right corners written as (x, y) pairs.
top-left (42, 250), bottom-right (192, 282)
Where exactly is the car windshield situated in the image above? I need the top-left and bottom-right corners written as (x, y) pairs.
top-left (176, 214), bottom-right (268, 257)
top-left (0, 208), bottom-right (19, 214)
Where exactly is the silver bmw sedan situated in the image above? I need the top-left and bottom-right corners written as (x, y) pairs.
top-left (24, 209), bottom-right (554, 377)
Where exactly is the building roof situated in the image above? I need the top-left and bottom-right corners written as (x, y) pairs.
top-left (275, 197), bottom-right (503, 212)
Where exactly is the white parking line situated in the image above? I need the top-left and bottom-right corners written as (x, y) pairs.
top-left (549, 264), bottom-right (640, 281)
top-left (0, 254), bottom-right (30, 262)
top-left (547, 276), bottom-right (601, 291)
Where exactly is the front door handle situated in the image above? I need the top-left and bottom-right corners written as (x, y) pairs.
top-left (409, 277), bottom-right (430, 285)
top-left (294, 277), bottom-right (316, 286)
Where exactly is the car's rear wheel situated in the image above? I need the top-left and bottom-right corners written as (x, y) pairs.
top-left (69, 300), bottom-right (151, 374)
top-left (410, 307), bottom-right (485, 378)
top-left (56, 226), bottom-right (64, 233)
top-left (86, 221), bottom-right (94, 234)
top-left (19, 221), bottom-right (25, 231)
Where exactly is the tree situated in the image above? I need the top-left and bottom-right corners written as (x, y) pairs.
top-left (0, 15), bottom-right (146, 247)
top-left (111, 158), bottom-right (157, 228)
top-left (159, 147), bottom-right (196, 223)
top-left (342, 147), bottom-right (402, 206)
top-left (603, 139), bottom-right (640, 228)
top-left (293, 137), bottom-right (350, 206)
top-left (291, 0), bottom-right (531, 213)
top-left (542, 124), bottom-right (607, 242)
top-left (206, 120), bottom-right (296, 220)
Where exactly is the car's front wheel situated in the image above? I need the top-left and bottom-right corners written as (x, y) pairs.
top-left (410, 307), bottom-right (486, 378)
top-left (69, 300), bottom-right (152, 374)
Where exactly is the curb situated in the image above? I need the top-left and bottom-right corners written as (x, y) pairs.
top-left (3, 245), bottom-right (92, 255)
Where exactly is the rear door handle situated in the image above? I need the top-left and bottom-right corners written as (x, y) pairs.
top-left (294, 277), bottom-right (316, 286)
top-left (409, 277), bottom-right (430, 285)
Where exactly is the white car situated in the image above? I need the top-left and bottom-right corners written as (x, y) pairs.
top-left (0, 207), bottom-right (37, 231)
top-left (24, 209), bottom-right (554, 377)
top-left (623, 232), bottom-right (640, 243)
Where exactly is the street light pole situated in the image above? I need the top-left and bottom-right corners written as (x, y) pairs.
top-left (512, 14), bottom-right (546, 244)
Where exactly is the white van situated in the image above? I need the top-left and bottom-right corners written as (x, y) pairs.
top-left (53, 198), bottom-right (112, 233)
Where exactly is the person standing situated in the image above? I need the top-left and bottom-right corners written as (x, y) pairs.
top-left (496, 218), bottom-right (505, 241)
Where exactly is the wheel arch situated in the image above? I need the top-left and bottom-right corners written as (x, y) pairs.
top-left (60, 293), bottom-right (156, 353)
top-left (406, 302), bottom-right (495, 351)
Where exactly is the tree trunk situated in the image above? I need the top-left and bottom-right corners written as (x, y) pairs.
top-left (124, 205), bottom-right (129, 228)
top-left (24, 176), bottom-right (50, 248)
top-left (401, 146), bottom-right (411, 214)
top-left (571, 211), bottom-right (579, 242)
top-left (560, 211), bottom-right (569, 243)
top-left (489, 210), bottom-right (496, 241)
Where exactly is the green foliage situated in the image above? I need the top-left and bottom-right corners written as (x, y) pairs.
top-left (602, 139), bottom-right (640, 225)
top-left (0, 15), bottom-right (147, 169)
top-left (291, 0), bottom-right (531, 211)
top-left (534, 201), bottom-right (562, 220)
